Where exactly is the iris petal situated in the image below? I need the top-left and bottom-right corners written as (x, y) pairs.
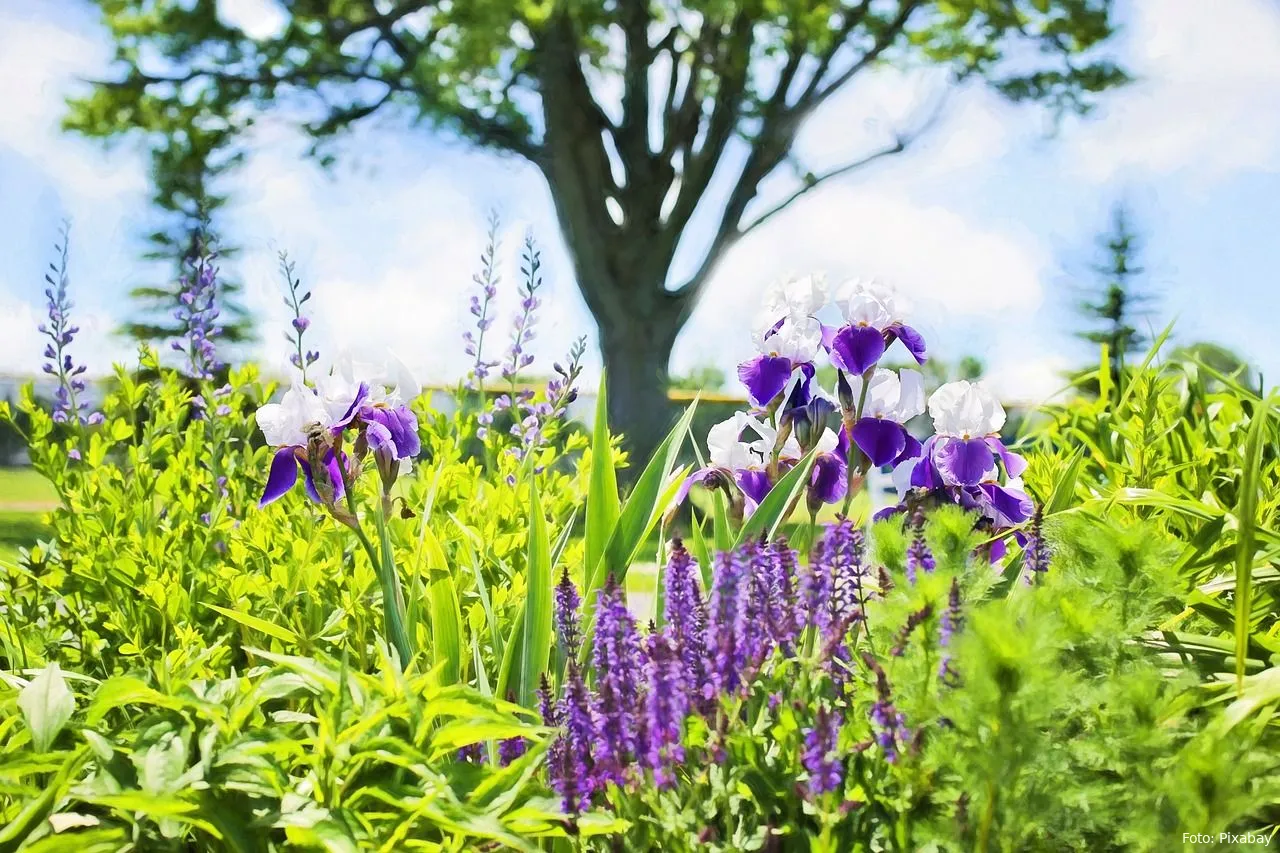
top-left (260, 446), bottom-right (300, 507)
top-left (830, 325), bottom-right (886, 375)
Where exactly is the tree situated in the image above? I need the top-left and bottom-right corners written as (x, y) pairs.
top-left (1076, 204), bottom-right (1151, 380)
top-left (115, 105), bottom-right (254, 345)
top-left (66, 0), bottom-right (1126, 464)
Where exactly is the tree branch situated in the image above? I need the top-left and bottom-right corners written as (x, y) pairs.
top-left (674, 96), bottom-right (945, 302)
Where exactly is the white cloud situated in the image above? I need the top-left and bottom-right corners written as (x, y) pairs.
top-left (217, 0), bottom-right (287, 40)
top-left (1069, 0), bottom-right (1280, 182)
top-left (0, 9), bottom-right (147, 201)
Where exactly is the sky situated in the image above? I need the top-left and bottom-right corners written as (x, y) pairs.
top-left (2, 0), bottom-right (1279, 405)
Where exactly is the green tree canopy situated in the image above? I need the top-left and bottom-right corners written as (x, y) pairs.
top-left (67, 0), bottom-right (1126, 461)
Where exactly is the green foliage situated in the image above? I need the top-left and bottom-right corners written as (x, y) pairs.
top-left (1021, 339), bottom-right (1280, 695)
top-left (0, 652), bottom-right (558, 850)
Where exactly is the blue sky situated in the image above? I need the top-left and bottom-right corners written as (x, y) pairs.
top-left (2, 0), bottom-right (1278, 403)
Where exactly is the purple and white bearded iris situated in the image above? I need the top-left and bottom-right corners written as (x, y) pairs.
top-left (896, 380), bottom-right (1032, 528)
top-left (684, 413), bottom-right (780, 512)
top-left (846, 368), bottom-right (925, 468)
top-left (257, 354), bottom-right (421, 508)
top-left (828, 280), bottom-right (927, 376)
top-left (737, 313), bottom-right (823, 408)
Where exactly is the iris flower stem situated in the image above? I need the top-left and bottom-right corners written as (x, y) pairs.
top-left (840, 369), bottom-right (874, 517)
top-left (336, 450), bottom-right (414, 667)
top-left (373, 502), bottom-right (415, 667)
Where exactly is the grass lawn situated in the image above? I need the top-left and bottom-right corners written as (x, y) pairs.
top-left (0, 468), bottom-right (56, 565)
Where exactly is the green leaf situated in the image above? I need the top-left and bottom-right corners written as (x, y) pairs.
top-left (585, 372), bottom-right (620, 586)
top-left (18, 663), bottom-right (76, 752)
top-left (517, 480), bottom-right (552, 709)
top-left (586, 398), bottom-right (698, 601)
top-left (1234, 396), bottom-right (1271, 693)
top-left (429, 575), bottom-right (463, 687)
top-left (421, 525), bottom-right (463, 685)
top-left (734, 449), bottom-right (817, 547)
top-left (205, 603), bottom-right (299, 644)
top-left (1045, 447), bottom-right (1086, 515)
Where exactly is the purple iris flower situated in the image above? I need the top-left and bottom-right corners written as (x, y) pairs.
top-left (845, 369), bottom-right (926, 468)
top-left (679, 412), bottom-right (789, 515)
top-left (827, 280), bottom-right (927, 375)
top-left (737, 314), bottom-right (823, 407)
top-left (256, 365), bottom-right (420, 508)
top-left (895, 381), bottom-right (1033, 531)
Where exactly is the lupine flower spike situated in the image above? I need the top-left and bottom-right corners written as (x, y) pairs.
top-left (465, 212), bottom-right (502, 402)
top-left (278, 252), bottom-right (319, 384)
top-left (172, 235), bottom-right (224, 387)
top-left (39, 224), bottom-right (102, 429)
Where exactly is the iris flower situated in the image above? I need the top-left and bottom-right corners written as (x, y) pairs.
top-left (828, 279), bottom-right (927, 376)
top-left (257, 353), bottom-right (421, 507)
top-left (896, 380), bottom-right (1032, 527)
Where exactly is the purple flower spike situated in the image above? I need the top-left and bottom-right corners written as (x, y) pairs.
top-left (39, 224), bottom-right (102, 427)
top-left (554, 568), bottom-right (583, 659)
top-left (549, 664), bottom-right (597, 815)
top-left (643, 629), bottom-right (689, 788)
top-left (172, 236), bottom-right (224, 385)
top-left (592, 578), bottom-right (644, 785)
top-left (663, 540), bottom-right (709, 698)
top-left (905, 512), bottom-right (935, 584)
top-left (501, 234), bottom-right (544, 383)
top-left (707, 548), bottom-right (749, 698)
top-left (803, 706), bottom-right (844, 797)
top-left (278, 252), bottom-right (319, 384)
top-left (1023, 506), bottom-right (1051, 579)
top-left (464, 214), bottom-right (502, 393)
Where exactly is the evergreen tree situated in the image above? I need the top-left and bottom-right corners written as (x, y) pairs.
top-left (1077, 204), bottom-right (1151, 379)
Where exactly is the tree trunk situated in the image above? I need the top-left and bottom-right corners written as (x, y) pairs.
top-left (598, 303), bottom-right (684, 472)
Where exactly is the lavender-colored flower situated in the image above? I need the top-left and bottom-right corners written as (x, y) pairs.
top-left (905, 511), bottom-right (935, 584)
top-left (1023, 506), bottom-right (1052, 579)
top-left (172, 237), bottom-right (224, 383)
top-left (464, 213), bottom-right (502, 393)
top-left (642, 629), bottom-right (689, 788)
top-left (802, 706), bottom-right (844, 797)
top-left (554, 568), bottom-right (582, 659)
top-left (663, 540), bottom-right (709, 697)
top-left (455, 743), bottom-right (484, 763)
top-left (278, 252), bottom-right (320, 383)
top-left (501, 234), bottom-right (543, 383)
top-left (592, 578), bottom-right (644, 785)
top-left (763, 539), bottom-right (802, 650)
top-left (38, 225), bottom-right (102, 427)
top-left (498, 737), bottom-right (527, 766)
top-left (863, 652), bottom-right (910, 763)
top-left (551, 662), bottom-right (597, 814)
top-left (806, 519), bottom-right (869, 641)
